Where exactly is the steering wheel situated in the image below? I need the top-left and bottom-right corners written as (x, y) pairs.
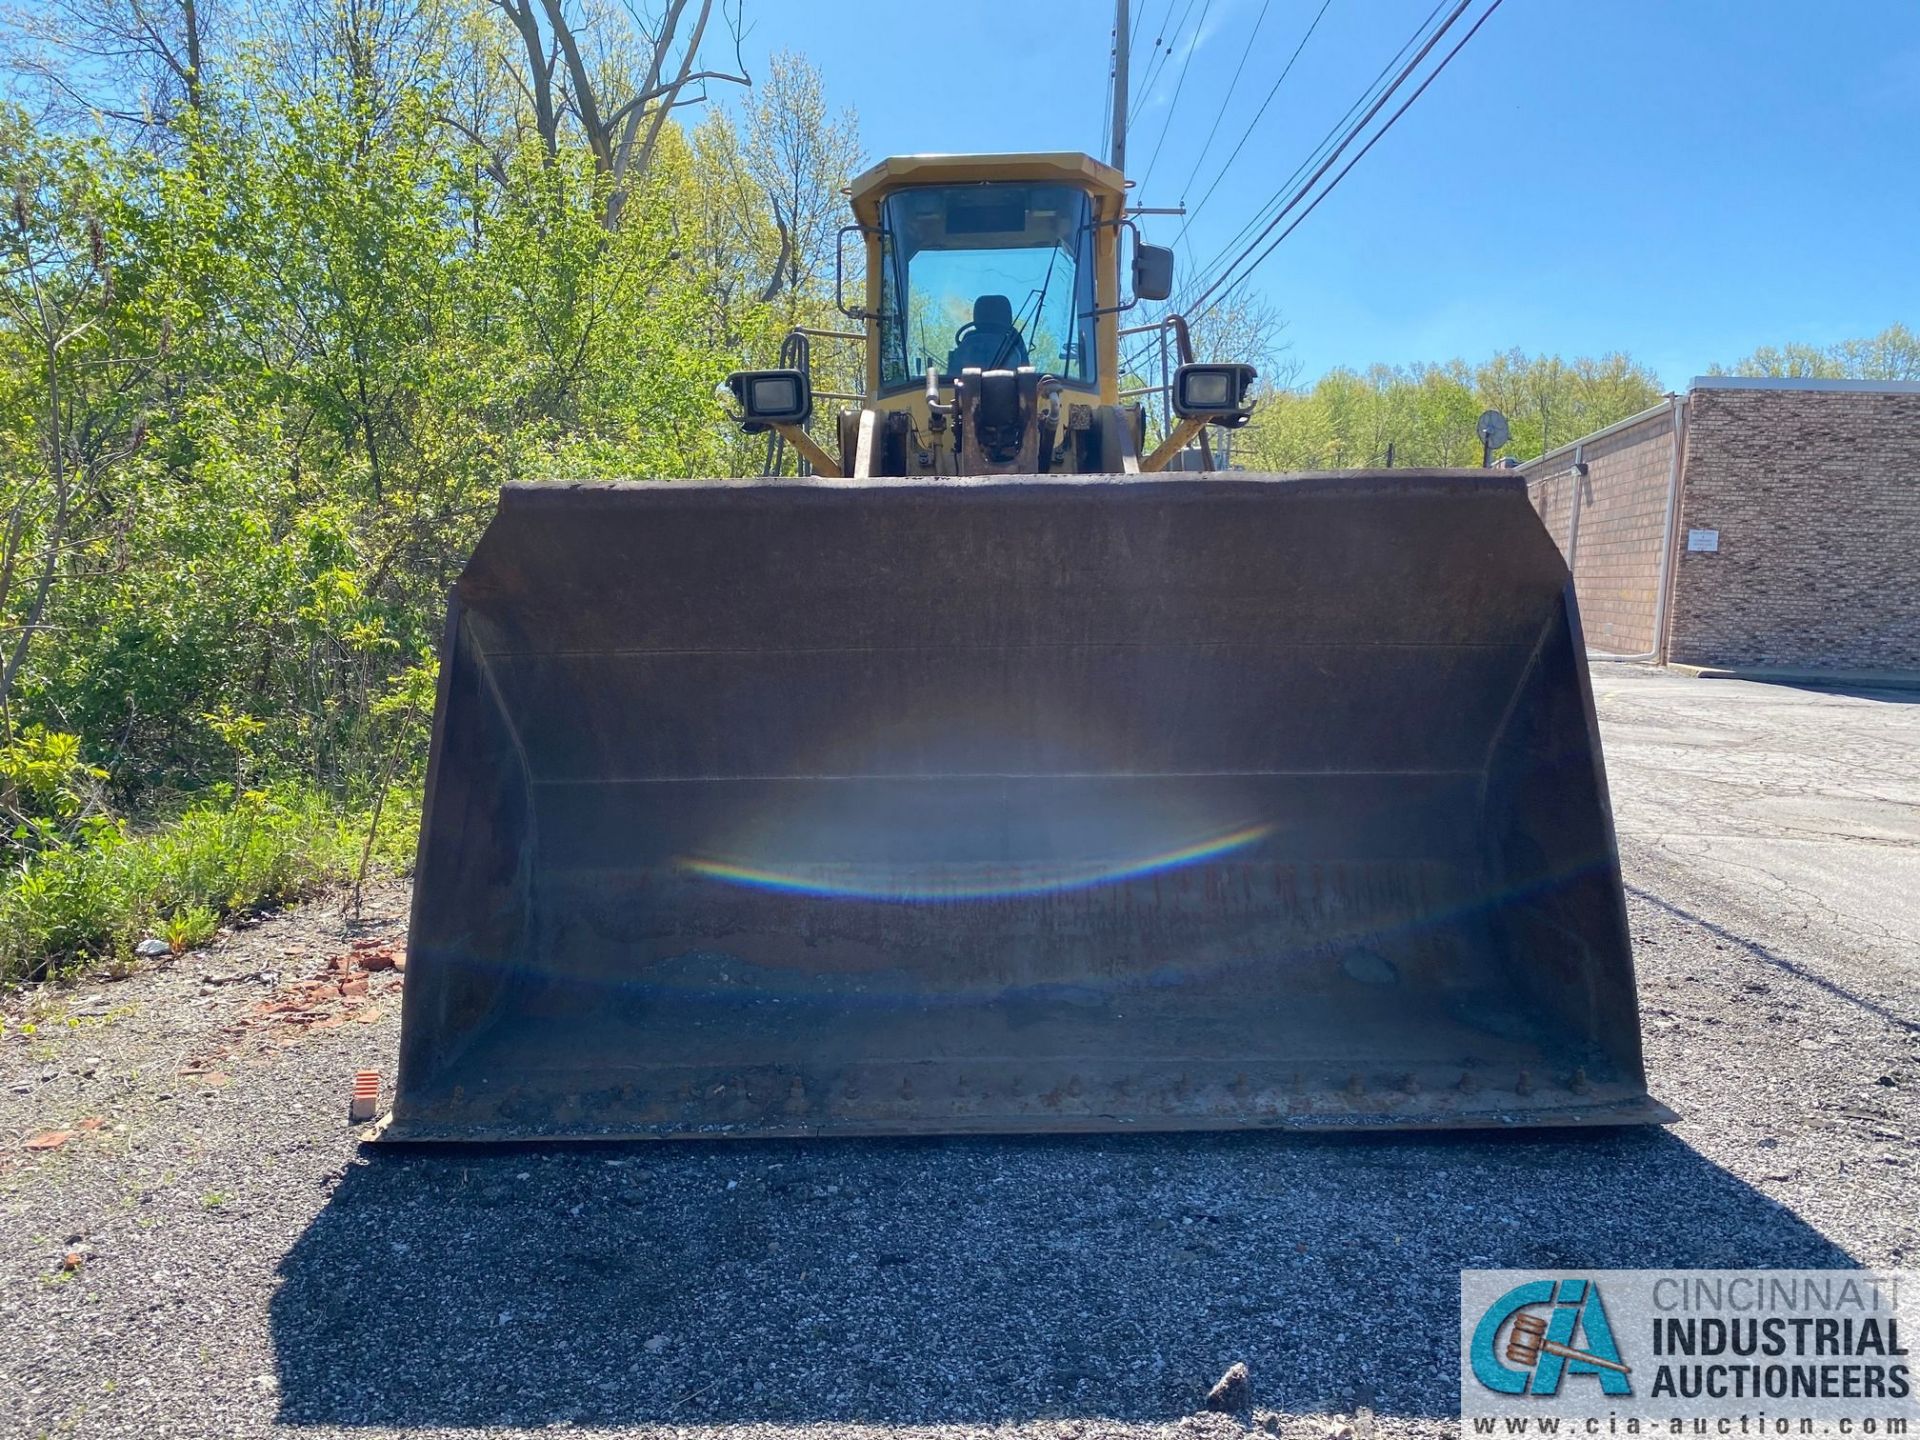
top-left (953, 321), bottom-right (978, 346)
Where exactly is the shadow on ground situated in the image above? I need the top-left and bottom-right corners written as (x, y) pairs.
top-left (1629, 885), bottom-right (1920, 1036)
top-left (1775, 682), bottom-right (1920, 705)
top-left (271, 1127), bottom-right (1850, 1428)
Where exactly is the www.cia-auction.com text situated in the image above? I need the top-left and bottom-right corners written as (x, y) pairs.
top-left (1471, 1415), bottom-right (1909, 1435)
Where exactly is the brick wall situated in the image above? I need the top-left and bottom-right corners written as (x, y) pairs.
top-left (1520, 405), bottom-right (1675, 657)
top-left (1531, 461), bottom-right (1573, 552)
top-left (1666, 385), bottom-right (1920, 670)
top-left (1519, 382), bottom-right (1920, 671)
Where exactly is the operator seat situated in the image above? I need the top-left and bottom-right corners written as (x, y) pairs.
top-left (946, 294), bottom-right (1030, 374)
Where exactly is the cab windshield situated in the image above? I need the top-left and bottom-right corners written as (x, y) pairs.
top-left (877, 182), bottom-right (1097, 389)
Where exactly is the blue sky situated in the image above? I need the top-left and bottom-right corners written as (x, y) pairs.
top-left (733, 1), bottom-right (1920, 388)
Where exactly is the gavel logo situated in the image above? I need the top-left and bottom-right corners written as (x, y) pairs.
top-left (1505, 1311), bottom-right (1633, 1376)
top-left (1469, 1278), bottom-right (1632, 1397)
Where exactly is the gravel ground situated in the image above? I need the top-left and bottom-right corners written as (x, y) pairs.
top-left (3, 670), bottom-right (1916, 1440)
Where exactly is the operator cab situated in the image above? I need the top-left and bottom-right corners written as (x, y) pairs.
top-left (876, 180), bottom-right (1098, 391)
top-left (721, 153), bottom-right (1252, 479)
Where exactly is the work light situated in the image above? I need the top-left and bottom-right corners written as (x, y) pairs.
top-left (1172, 363), bottom-right (1257, 425)
top-left (724, 368), bottom-right (812, 426)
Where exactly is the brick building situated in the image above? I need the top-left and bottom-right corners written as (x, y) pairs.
top-left (1518, 377), bottom-right (1920, 671)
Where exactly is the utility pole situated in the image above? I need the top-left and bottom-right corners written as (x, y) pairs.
top-left (1110, 0), bottom-right (1129, 174)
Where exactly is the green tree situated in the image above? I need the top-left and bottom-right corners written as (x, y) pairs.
top-left (1240, 348), bottom-right (1662, 470)
top-left (0, 113), bottom-right (157, 720)
top-left (0, 0), bottom-right (878, 811)
top-left (1711, 323), bottom-right (1919, 381)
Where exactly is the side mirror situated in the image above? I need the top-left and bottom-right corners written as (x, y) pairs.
top-left (1172, 363), bottom-right (1258, 428)
top-left (1132, 242), bottom-right (1175, 303)
top-left (724, 368), bottom-right (812, 430)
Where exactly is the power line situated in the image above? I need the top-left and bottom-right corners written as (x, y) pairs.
top-left (1129, 0), bottom-right (1152, 51)
top-left (1190, 0), bottom-right (1495, 323)
top-left (1192, 0), bottom-right (1507, 325)
top-left (1147, 0), bottom-right (1196, 77)
top-left (1176, 0), bottom-right (1273, 199)
top-left (1180, 0), bottom-right (1474, 318)
top-left (1119, 0), bottom-right (1472, 377)
top-left (1137, 0), bottom-right (1214, 191)
top-left (1127, 0), bottom-right (1182, 118)
top-left (1128, 0), bottom-right (1198, 131)
top-left (1125, 0), bottom-right (1455, 373)
top-left (1188, 0), bottom-right (1449, 276)
top-left (1166, 0), bottom-right (1338, 251)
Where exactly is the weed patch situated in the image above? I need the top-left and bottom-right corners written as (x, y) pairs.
top-left (0, 785), bottom-right (419, 983)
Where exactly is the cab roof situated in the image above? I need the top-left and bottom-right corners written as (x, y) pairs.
top-left (846, 152), bottom-right (1129, 226)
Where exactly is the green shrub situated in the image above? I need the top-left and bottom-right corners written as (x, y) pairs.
top-left (0, 785), bottom-right (417, 983)
top-left (120, 787), bottom-right (357, 918)
top-left (0, 727), bottom-right (109, 853)
top-left (163, 904), bottom-right (220, 954)
top-left (362, 782), bottom-right (424, 875)
top-left (0, 828), bottom-right (130, 976)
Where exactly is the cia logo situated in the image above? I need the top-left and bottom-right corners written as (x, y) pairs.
top-left (1471, 1278), bottom-right (1633, 1396)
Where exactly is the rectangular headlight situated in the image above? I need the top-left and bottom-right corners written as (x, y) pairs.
top-left (1182, 371), bottom-right (1234, 409)
top-left (725, 368), bottom-right (812, 426)
top-left (1172, 363), bottom-right (1257, 423)
top-left (749, 375), bottom-right (800, 415)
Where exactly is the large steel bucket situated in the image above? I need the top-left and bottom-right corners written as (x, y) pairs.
top-left (388, 473), bottom-right (1668, 1141)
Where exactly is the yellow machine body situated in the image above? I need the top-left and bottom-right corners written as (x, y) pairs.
top-left (757, 152), bottom-right (1219, 479)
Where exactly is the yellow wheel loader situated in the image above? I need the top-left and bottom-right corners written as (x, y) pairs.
top-left (389, 152), bottom-right (1667, 1141)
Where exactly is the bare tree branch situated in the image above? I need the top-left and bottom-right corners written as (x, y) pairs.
top-left (488, 0), bottom-right (747, 225)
